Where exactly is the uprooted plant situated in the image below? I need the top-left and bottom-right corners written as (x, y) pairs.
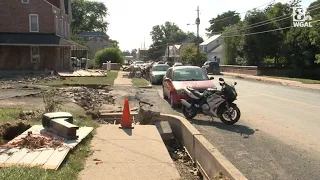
top-left (42, 88), bottom-right (62, 113)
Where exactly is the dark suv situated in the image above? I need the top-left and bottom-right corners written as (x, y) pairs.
top-left (201, 61), bottom-right (220, 75)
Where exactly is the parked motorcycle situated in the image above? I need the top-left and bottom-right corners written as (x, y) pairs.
top-left (180, 78), bottom-right (241, 125)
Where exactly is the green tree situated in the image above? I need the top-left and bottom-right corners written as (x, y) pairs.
top-left (206, 11), bottom-right (241, 35)
top-left (308, 0), bottom-right (320, 48)
top-left (94, 47), bottom-right (124, 67)
top-left (131, 49), bottom-right (137, 56)
top-left (122, 50), bottom-right (130, 56)
top-left (185, 32), bottom-right (204, 44)
top-left (71, 0), bottom-right (109, 35)
top-left (148, 22), bottom-right (188, 59)
top-left (180, 44), bottom-right (207, 65)
top-left (222, 23), bottom-right (244, 65)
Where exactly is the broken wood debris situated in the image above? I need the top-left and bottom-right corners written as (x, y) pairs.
top-left (1, 131), bottom-right (65, 150)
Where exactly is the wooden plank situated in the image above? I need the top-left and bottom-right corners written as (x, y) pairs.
top-left (0, 148), bottom-right (19, 167)
top-left (18, 150), bottom-right (41, 166)
top-left (65, 127), bottom-right (93, 148)
top-left (29, 149), bottom-right (55, 167)
top-left (4, 148), bottom-right (28, 167)
top-left (42, 148), bottom-right (69, 170)
top-left (0, 125), bottom-right (93, 170)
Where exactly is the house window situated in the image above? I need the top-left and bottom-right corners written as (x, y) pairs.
top-left (30, 47), bottom-right (40, 63)
top-left (204, 46), bottom-right (207, 52)
top-left (22, 0), bottom-right (29, 3)
top-left (100, 39), bottom-right (103, 43)
top-left (29, 14), bottom-right (39, 32)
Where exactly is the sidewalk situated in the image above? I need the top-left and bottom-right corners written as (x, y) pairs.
top-left (79, 125), bottom-right (181, 180)
top-left (114, 71), bottom-right (133, 86)
top-left (222, 72), bottom-right (320, 91)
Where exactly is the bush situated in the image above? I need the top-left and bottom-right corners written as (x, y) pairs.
top-left (94, 47), bottom-right (124, 67)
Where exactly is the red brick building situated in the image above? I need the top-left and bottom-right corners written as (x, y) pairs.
top-left (0, 0), bottom-right (86, 71)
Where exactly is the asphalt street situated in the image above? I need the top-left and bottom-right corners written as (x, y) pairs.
top-left (150, 75), bottom-right (320, 180)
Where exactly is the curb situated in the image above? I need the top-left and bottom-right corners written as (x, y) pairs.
top-left (99, 113), bottom-right (248, 180)
top-left (138, 85), bottom-right (153, 88)
top-left (221, 72), bottom-right (320, 91)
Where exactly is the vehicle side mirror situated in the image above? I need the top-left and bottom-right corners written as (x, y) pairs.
top-left (234, 82), bottom-right (237, 85)
top-left (210, 77), bottom-right (214, 80)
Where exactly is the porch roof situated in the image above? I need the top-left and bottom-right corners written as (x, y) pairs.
top-left (0, 32), bottom-right (87, 50)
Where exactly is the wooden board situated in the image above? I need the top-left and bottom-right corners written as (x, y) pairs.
top-left (0, 125), bottom-right (93, 170)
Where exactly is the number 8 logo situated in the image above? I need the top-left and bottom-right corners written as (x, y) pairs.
top-left (294, 8), bottom-right (305, 21)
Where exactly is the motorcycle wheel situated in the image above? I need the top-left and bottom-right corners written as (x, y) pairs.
top-left (218, 104), bottom-right (241, 125)
top-left (182, 104), bottom-right (198, 119)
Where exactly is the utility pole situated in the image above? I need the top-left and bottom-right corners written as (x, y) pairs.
top-left (196, 6), bottom-right (200, 59)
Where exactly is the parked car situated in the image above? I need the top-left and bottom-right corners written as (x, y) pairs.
top-left (130, 60), bottom-right (144, 70)
top-left (162, 66), bottom-right (216, 107)
top-left (201, 61), bottom-right (220, 75)
top-left (173, 62), bottom-right (183, 67)
top-left (149, 64), bottom-right (170, 85)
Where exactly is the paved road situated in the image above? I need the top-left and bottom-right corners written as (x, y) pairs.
top-left (151, 75), bottom-right (320, 180)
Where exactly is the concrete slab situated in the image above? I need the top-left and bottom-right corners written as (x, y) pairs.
top-left (155, 121), bottom-right (174, 142)
top-left (80, 125), bottom-right (181, 180)
top-left (114, 71), bottom-right (133, 86)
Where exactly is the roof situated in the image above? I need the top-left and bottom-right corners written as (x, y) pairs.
top-left (173, 66), bottom-right (201, 70)
top-left (200, 34), bottom-right (221, 46)
top-left (78, 31), bottom-right (106, 37)
top-left (0, 33), bottom-right (87, 50)
top-left (46, 0), bottom-right (60, 8)
top-left (154, 64), bottom-right (169, 67)
top-left (210, 45), bottom-right (223, 53)
top-left (174, 45), bottom-right (181, 49)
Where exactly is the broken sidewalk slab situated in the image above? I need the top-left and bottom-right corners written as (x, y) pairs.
top-left (155, 121), bottom-right (174, 142)
top-left (0, 125), bottom-right (93, 170)
top-left (42, 112), bottom-right (78, 140)
top-left (57, 69), bottom-right (107, 77)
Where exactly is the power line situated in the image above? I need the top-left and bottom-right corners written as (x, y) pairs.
top-left (208, 0), bottom-right (277, 23)
top-left (210, 4), bottom-right (320, 35)
top-left (221, 19), bottom-right (320, 38)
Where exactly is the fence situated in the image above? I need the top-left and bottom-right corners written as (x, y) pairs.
top-left (220, 65), bottom-right (258, 75)
top-left (102, 61), bottom-right (111, 71)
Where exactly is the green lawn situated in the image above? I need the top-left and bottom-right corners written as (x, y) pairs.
top-left (267, 76), bottom-right (320, 84)
top-left (37, 71), bottom-right (118, 87)
top-left (0, 108), bottom-right (99, 180)
top-left (131, 78), bottom-right (150, 87)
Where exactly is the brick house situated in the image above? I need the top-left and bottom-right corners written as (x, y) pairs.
top-left (0, 0), bottom-right (87, 71)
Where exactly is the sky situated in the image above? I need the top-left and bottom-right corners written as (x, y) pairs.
top-left (97, 0), bottom-right (315, 51)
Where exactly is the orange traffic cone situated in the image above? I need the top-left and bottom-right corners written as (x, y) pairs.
top-left (119, 98), bottom-right (134, 129)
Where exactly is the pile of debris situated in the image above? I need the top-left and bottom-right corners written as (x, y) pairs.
top-left (0, 75), bottom-right (60, 89)
top-left (58, 87), bottom-right (114, 111)
top-left (18, 110), bottom-right (43, 121)
top-left (166, 139), bottom-right (202, 180)
top-left (2, 131), bottom-right (65, 150)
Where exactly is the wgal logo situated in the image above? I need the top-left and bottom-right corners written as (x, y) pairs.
top-left (292, 7), bottom-right (312, 27)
